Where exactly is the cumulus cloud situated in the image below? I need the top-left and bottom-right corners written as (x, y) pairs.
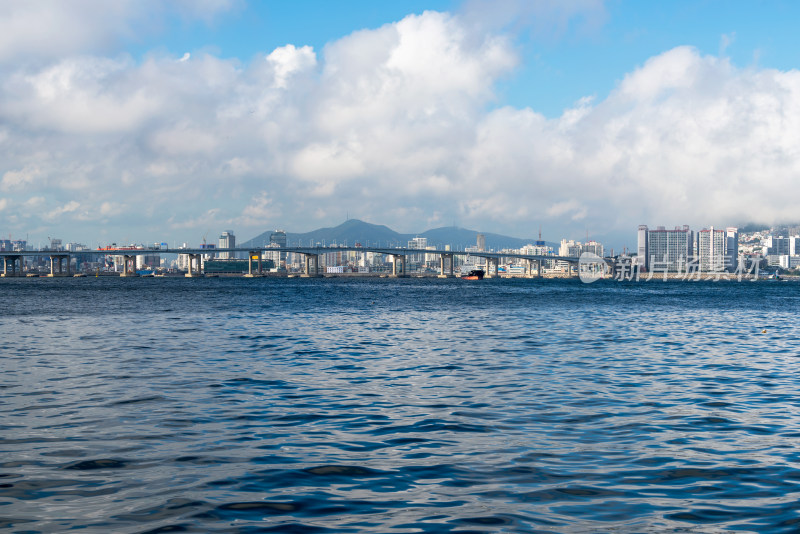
top-left (0, 5), bottom-right (799, 248)
top-left (0, 0), bottom-right (238, 64)
top-left (44, 200), bottom-right (81, 221)
top-left (1, 165), bottom-right (41, 191)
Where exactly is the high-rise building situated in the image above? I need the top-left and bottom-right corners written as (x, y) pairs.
top-left (476, 233), bottom-right (486, 251)
top-left (763, 235), bottom-right (792, 256)
top-left (269, 230), bottom-right (287, 267)
top-left (270, 230), bottom-right (287, 248)
top-left (559, 239), bottom-right (582, 257)
top-left (637, 225), bottom-right (649, 269)
top-left (637, 225), bottom-right (693, 271)
top-left (725, 227), bottom-right (739, 271)
top-left (646, 226), bottom-right (693, 272)
top-left (218, 230), bottom-right (235, 259)
top-left (408, 236), bottom-right (428, 264)
top-left (582, 241), bottom-right (604, 258)
top-left (696, 226), bottom-right (735, 272)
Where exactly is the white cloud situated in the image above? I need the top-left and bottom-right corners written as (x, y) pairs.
top-left (44, 200), bottom-right (80, 221)
top-left (1, 165), bottom-right (41, 191)
top-left (24, 196), bottom-right (45, 209)
top-left (0, 0), bottom-right (238, 63)
top-left (0, 6), bottom-right (799, 247)
top-left (266, 44), bottom-right (316, 89)
top-left (99, 202), bottom-right (118, 216)
top-left (236, 192), bottom-right (279, 227)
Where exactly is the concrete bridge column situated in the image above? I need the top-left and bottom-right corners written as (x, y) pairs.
top-left (2, 257), bottom-right (6, 276)
top-left (65, 256), bottom-right (71, 276)
top-left (50, 256), bottom-right (55, 276)
top-left (300, 253), bottom-right (321, 277)
top-left (390, 255), bottom-right (406, 278)
top-left (121, 255), bottom-right (135, 277)
top-left (194, 254), bottom-right (203, 277)
top-left (537, 260), bottom-right (543, 278)
top-left (438, 254), bottom-right (455, 278)
top-left (258, 254), bottom-right (263, 275)
top-left (245, 251), bottom-right (254, 277)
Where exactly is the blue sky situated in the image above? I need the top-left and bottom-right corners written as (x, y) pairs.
top-left (131, 0), bottom-right (800, 117)
top-left (2, 0), bottom-right (800, 250)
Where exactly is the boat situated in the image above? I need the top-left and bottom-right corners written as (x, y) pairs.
top-left (461, 269), bottom-right (485, 280)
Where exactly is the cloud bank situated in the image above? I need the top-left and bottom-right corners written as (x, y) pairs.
top-left (0, 2), bottom-right (798, 247)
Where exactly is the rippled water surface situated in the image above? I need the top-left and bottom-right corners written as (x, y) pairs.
top-left (3, 277), bottom-right (800, 533)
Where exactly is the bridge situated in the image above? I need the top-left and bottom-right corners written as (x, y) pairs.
top-left (0, 246), bottom-right (590, 278)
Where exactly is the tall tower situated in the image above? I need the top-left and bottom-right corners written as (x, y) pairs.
top-left (637, 225), bottom-right (648, 270)
top-left (725, 227), bottom-right (739, 272)
top-left (218, 231), bottom-right (235, 259)
top-left (270, 230), bottom-right (287, 267)
top-left (476, 233), bottom-right (486, 252)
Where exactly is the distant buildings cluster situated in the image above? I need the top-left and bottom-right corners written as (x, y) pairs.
top-left (637, 225), bottom-right (739, 272)
top-left (636, 224), bottom-right (800, 273)
top-left (14, 221), bottom-right (800, 277)
top-left (749, 232), bottom-right (800, 269)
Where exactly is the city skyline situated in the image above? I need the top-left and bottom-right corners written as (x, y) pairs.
top-left (3, 1), bottom-right (800, 251)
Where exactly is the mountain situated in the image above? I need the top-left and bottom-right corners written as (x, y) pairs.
top-left (241, 219), bottom-right (558, 251)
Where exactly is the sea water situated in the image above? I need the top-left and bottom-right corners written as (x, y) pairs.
top-left (2, 277), bottom-right (800, 533)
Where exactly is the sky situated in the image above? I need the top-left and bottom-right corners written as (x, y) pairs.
top-left (2, 0), bottom-right (800, 250)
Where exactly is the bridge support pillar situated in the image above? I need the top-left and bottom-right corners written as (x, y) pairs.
top-left (484, 258), bottom-right (495, 278)
top-left (188, 254), bottom-right (203, 277)
top-left (391, 255), bottom-right (406, 278)
top-left (47, 255), bottom-right (71, 277)
top-left (245, 251), bottom-right (258, 277)
top-left (3, 255), bottom-right (20, 277)
top-left (4, 255), bottom-right (20, 276)
top-left (301, 254), bottom-right (321, 277)
top-left (438, 253), bottom-right (455, 278)
top-left (121, 255), bottom-right (138, 277)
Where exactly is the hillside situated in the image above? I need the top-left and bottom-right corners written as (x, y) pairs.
top-left (241, 219), bottom-right (557, 251)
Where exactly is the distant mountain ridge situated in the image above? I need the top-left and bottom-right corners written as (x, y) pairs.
top-left (241, 219), bottom-right (557, 251)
